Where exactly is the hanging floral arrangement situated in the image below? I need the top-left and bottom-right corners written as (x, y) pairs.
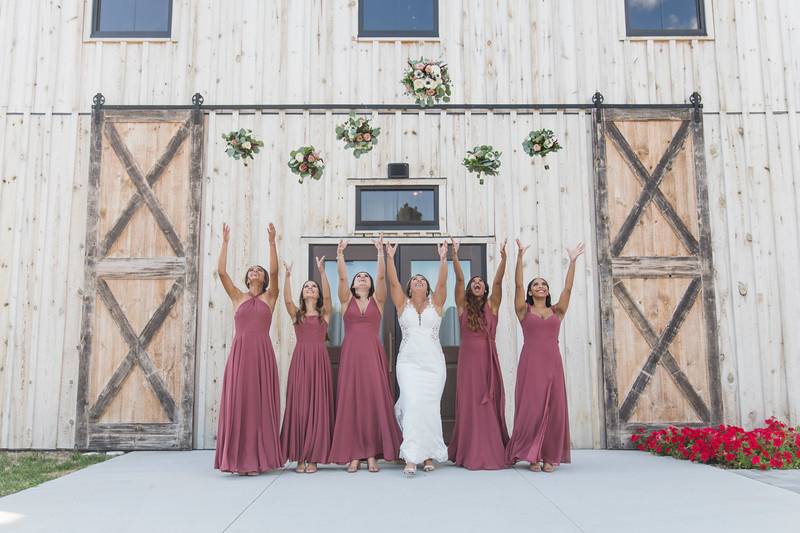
top-left (335, 113), bottom-right (380, 158)
top-left (288, 146), bottom-right (325, 183)
top-left (401, 57), bottom-right (452, 108)
top-left (523, 129), bottom-right (562, 170)
top-left (222, 129), bottom-right (264, 166)
top-left (462, 145), bottom-right (501, 185)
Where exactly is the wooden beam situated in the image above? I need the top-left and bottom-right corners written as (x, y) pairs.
top-left (614, 278), bottom-right (711, 422)
top-left (103, 122), bottom-right (186, 257)
top-left (606, 121), bottom-right (700, 256)
top-left (96, 258), bottom-right (186, 279)
top-left (611, 256), bottom-right (701, 278)
top-left (609, 120), bottom-right (691, 256)
top-left (592, 111), bottom-right (620, 449)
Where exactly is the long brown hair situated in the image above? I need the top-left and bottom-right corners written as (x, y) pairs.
top-left (295, 280), bottom-right (323, 325)
top-left (465, 275), bottom-right (489, 331)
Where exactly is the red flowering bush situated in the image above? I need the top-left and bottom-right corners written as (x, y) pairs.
top-left (631, 418), bottom-right (800, 470)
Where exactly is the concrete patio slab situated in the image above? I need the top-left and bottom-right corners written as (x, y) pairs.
top-left (0, 450), bottom-right (797, 533)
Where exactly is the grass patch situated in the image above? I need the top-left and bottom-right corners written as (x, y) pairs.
top-left (0, 451), bottom-right (113, 497)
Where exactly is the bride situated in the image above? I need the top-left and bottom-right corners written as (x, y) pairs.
top-left (385, 241), bottom-right (449, 476)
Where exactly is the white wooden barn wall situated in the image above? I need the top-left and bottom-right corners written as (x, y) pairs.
top-left (1, 0), bottom-right (800, 449)
top-left (0, 1), bottom-right (798, 113)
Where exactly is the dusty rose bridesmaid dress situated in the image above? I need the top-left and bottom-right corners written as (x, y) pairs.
top-left (448, 304), bottom-right (509, 469)
top-left (214, 296), bottom-right (286, 473)
top-left (506, 306), bottom-right (571, 466)
top-left (327, 298), bottom-right (402, 463)
top-left (280, 315), bottom-right (334, 464)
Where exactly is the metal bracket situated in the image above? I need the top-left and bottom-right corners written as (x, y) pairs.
top-left (592, 91), bottom-right (604, 123)
top-left (689, 92), bottom-right (702, 122)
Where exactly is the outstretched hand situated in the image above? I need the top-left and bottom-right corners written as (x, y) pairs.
top-left (499, 238), bottom-right (508, 261)
top-left (567, 242), bottom-right (585, 262)
top-left (283, 261), bottom-right (292, 274)
top-left (315, 256), bottom-right (326, 272)
top-left (337, 239), bottom-right (348, 256)
top-left (372, 233), bottom-right (385, 254)
top-left (516, 238), bottom-right (531, 256)
top-left (385, 242), bottom-right (398, 258)
top-left (267, 223), bottom-right (277, 243)
top-left (437, 241), bottom-right (449, 260)
top-left (222, 223), bottom-right (230, 243)
top-left (450, 237), bottom-right (460, 255)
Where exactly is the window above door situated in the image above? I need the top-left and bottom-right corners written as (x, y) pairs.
top-left (90, 0), bottom-right (173, 39)
top-left (624, 0), bottom-right (707, 37)
top-left (358, 0), bottom-right (439, 38)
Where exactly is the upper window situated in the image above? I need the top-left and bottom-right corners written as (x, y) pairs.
top-left (91, 0), bottom-right (173, 38)
top-left (624, 0), bottom-right (706, 37)
top-left (358, 0), bottom-right (438, 38)
top-left (355, 186), bottom-right (439, 231)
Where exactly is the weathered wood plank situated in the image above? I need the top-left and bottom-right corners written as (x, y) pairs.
top-left (95, 257), bottom-right (186, 278)
top-left (611, 256), bottom-right (701, 278)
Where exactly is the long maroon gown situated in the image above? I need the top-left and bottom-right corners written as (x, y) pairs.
top-left (448, 304), bottom-right (509, 469)
top-left (327, 297), bottom-right (402, 463)
top-left (215, 296), bottom-right (287, 473)
top-left (506, 306), bottom-right (571, 466)
top-left (280, 315), bottom-right (334, 464)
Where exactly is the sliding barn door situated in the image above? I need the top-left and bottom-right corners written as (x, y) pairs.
top-left (593, 108), bottom-right (722, 448)
top-left (76, 109), bottom-right (204, 449)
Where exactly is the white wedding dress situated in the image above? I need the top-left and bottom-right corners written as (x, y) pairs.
top-left (395, 300), bottom-right (448, 464)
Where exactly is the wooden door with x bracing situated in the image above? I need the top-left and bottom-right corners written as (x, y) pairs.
top-left (592, 107), bottom-right (723, 448)
top-left (76, 109), bottom-right (204, 450)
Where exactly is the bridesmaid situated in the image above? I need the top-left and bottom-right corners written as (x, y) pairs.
top-left (448, 238), bottom-right (510, 470)
top-left (327, 236), bottom-right (402, 473)
top-left (506, 239), bottom-right (585, 472)
top-left (214, 222), bottom-right (286, 475)
top-left (280, 256), bottom-right (334, 474)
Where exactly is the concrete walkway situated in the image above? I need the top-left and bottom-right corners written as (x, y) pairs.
top-left (0, 450), bottom-right (798, 533)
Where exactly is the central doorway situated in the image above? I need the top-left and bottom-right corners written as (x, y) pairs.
top-left (308, 242), bottom-right (487, 442)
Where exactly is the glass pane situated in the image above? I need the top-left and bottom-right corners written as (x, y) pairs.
top-left (409, 260), bottom-right (471, 347)
top-left (97, 0), bottom-right (136, 32)
top-left (662, 0), bottom-right (700, 30)
top-left (360, 189), bottom-right (435, 223)
top-left (323, 260), bottom-right (382, 346)
top-left (627, 0), bottom-right (700, 31)
top-left (362, 0), bottom-right (436, 33)
top-left (134, 0), bottom-right (171, 32)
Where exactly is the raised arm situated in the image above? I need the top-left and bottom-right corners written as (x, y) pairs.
top-left (451, 238), bottom-right (466, 315)
top-left (431, 241), bottom-right (449, 311)
top-left (264, 223), bottom-right (280, 308)
top-left (372, 234), bottom-right (388, 310)
top-left (385, 242), bottom-right (406, 310)
top-left (553, 242), bottom-right (585, 318)
top-left (336, 240), bottom-right (350, 305)
top-left (315, 255), bottom-right (333, 322)
top-left (514, 239), bottom-right (531, 321)
top-left (218, 223), bottom-right (243, 302)
top-left (488, 239), bottom-right (507, 315)
top-left (282, 261), bottom-right (298, 320)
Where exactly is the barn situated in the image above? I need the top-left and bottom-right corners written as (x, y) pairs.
top-left (0, 0), bottom-right (798, 452)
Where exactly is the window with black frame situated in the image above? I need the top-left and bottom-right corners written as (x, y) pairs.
top-left (91, 0), bottom-right (173, 38)
top-left (624, 0), bottom-right (706, 37)
top-left (358, 0), bottom-right (438, 38)
top-left (355, 186), bottom-right (439, 231)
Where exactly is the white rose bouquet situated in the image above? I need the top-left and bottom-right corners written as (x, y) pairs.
top-left (523, 129), bottom-right (562, 169)
top-left (335, 113), bottom-right (380, 158)
top-left (287, 146), bottom-right (325, 183)
top-left (462, 145), bottom-right (502, 185)
top-left (222, 128), bottom-right (264, 166)
top-left (401, 57), bottom-right (452, 107)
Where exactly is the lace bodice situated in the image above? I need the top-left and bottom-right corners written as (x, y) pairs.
top-left (398, 300), bottom-right (442, 346)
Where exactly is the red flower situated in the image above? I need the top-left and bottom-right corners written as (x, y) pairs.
top-left (725, 453), bottom-right (735, 462)
top-left (751, 456), bottom-right (761, 466)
